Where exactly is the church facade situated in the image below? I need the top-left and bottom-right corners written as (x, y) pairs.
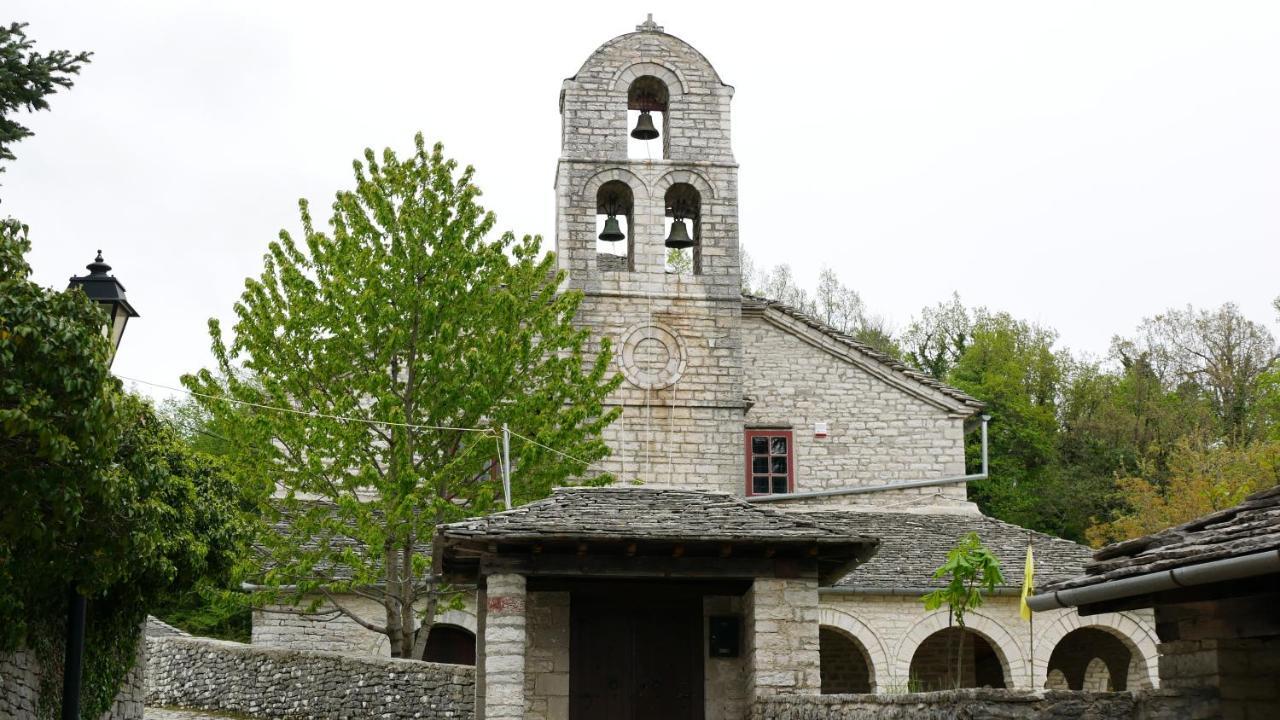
top-left (252, 18), bottom-right (1159, 720)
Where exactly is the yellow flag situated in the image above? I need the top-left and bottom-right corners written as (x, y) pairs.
top-left (1019, 544), bottom-right (1035, 621)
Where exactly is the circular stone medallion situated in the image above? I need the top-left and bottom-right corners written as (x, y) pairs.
top-left (619, 323), bottom-right (688, 390)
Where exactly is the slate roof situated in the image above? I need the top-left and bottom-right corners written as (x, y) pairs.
top-left (1043, 484), bottom-right (1280, 592)
top-left (741, 293), bottom-right (984, 414)
top-left (436, 486), bottom-right (879, 546)
top-left (801, 510), bottom-right (1093, 592)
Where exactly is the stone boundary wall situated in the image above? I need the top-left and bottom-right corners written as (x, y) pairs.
top-left (753, 688), bottom-right (1219, 720)
top-left (146, 635), bottom-right (474, 720)
top-left (1, 636), bottom-right (146, 720)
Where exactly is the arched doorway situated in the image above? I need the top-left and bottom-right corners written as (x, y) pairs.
top-left (819, 627), bottom-right (873, 693)
top-left (1045, 627), bottom-right (1133, 691)
top-left (908, 628), bottom-right (1008, 691)
top-left (422, 624), bottom-right (476, 665)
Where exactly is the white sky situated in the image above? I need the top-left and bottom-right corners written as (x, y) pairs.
top-left (7, 1), bottom-right (1279, 400)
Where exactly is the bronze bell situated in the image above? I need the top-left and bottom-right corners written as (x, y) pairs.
top-left (664, 219), bottom-right (694, 249)
top-left (631, 110), bottom-right (659, 140)
top-left (599, 215), bottom-right (625, 242)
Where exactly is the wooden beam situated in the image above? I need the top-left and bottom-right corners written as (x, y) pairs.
top-left (481, 554), bottom-right (819, 580)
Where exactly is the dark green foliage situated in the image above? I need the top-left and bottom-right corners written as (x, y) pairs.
top-left (0, 22), bottom-right (92, 172)
top-left (2, 224), bottom-right (248, 717)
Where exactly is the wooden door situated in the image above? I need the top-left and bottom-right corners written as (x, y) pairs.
top-left (570, 592), bottom-right (703, 720)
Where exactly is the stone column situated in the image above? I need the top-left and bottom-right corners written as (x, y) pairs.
top-left (483, 573), bottom-right (528, 720)
top-left (745, 576), bottom-right (821, 699)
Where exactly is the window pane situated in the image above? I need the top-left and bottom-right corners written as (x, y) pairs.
top-left (752, 437), bottom-right (768, 454)
top-left (753, 457), bottom-right (769, 473)
top-left (772, 476), bottom-right (788, 494)
top-left (770, 436), bottom-right (788, 455)
top-left (771, 456), bottom-right (787, 474)
top-left (753, 476), bottom-right (769, 494)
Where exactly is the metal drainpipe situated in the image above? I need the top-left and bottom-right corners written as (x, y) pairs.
top-left (746, 414), bottom-right (992, 503)
top-left (1027, 548), bottom-right (1280, 612)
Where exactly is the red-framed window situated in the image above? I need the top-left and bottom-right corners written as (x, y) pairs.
top-left (745, 429), bottom-right (794, 496)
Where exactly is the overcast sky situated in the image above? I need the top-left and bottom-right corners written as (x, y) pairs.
top-left (7, 1), bottom-right (1279, 401)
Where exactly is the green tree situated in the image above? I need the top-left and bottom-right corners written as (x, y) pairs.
top-left (902, 293), bottom-right (972, 380)
top-left (921, 532), bottom-right (1005, 690)
top-left (1088, 436), bottom-right (1280, 545)
top-left (186, 134), bottom-right (621, 658)
top-left (0, 22), bottom-right (92, 173)
top-left (948, 312), bottom-right (1064, 532)
top-left (1127, 303), bottom-right (1278, 443)
top-left (2, 224), bottom-right (246, 716)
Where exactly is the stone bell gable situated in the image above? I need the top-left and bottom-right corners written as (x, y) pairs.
top-left (556, 17), bottom-right (746, 494)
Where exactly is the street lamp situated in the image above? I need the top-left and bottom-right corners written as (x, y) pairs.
top-left (67, 250), bottom-right (139, 364)
top-left (61, 250), bottom-right (138, 720)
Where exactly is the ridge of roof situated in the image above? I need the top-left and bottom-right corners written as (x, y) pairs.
top-left (741, 293), bottom-right (983, 414)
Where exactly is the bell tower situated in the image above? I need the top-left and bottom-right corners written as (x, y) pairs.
top-left (555, 17), bottom-right (744, 492)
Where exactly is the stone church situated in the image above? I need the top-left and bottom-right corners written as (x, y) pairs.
top-left (252, 18), bottom-right (1160, 720)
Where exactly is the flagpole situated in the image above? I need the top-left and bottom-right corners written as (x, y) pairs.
top-left (1028, 531), bottom-right (1034, 688)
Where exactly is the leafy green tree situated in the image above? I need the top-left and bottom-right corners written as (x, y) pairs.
top-left (948, 312), bottom-right (1063, 531)
top-left (2, 224), bottom-right (246, 716)
top-left (0, 219), bottom-right (119, 649)
top-left (186, 134), bottom-right (621, 658)
top-left (921, 532), bottom-right (1005, 689)
top-left (1126, 303), bottom-right (1278, 443)
top-left (1088, 436), bottom-right (1280, 545)
top-left (0, 22), bottom-right (91, 173)
top-left (902, 293), bottom-right (972, 380)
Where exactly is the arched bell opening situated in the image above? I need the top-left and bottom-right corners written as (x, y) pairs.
top-left (819, 626), bottom-right (875, 694)
top-left (1045, 627), bottom-right (1134, 691)
top-left (422, 623), bottom-right (476, 665)
top-left (663, 182), bottom-right (700, 276)
top-left (596, 180), bottom-right (634, 271)
top-left (908, 627), bottom-right (1009, 691)
top-left (627, 75), bottom-right (669, 160)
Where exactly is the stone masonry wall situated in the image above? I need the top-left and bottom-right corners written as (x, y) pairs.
top-left (742, 314), bottom-right (967, 503)
top-left (747, 577), bottom-right (822, 699)
top-left (523, 591), bottom-right (569, 720)
top-left (145, 634), bottom-right (474, 720)
top-left (252, 592), bottom-right (477, 657)
top-left (753, 688), bottom-right (1219, 720)
top-left (1, 631), bottom-right (145, 720)
top-left (1157, 637), bottom-right (1280, 719)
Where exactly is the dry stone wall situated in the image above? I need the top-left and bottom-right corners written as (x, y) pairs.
top-left (145, 635), bottom-right (474, 720)
top-left (753, 688), bottom-right (1219, 720)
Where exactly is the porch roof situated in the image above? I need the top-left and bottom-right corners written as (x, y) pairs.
top-left (435, 487), bottom-right (879, 586)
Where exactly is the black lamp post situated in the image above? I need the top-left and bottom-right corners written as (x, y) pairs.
top-left (62, 251), bottom-right (138, 720)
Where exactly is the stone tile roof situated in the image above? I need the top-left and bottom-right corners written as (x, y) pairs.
top-left (436, 486), bottom-right (878, 545)
top-left (741, 293), bottom-right (984, 414)
top-left (800, 510), bottom-right (1092, 591)
top-left (1044, 484), bottom-right (1280, 592)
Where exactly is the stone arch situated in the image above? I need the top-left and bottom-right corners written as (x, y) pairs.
top-left (895, 611), bottom-right (1029, 689)
top-left (819, 607), bottom-right (889, 692)
top-left (1033, 611), bottom-right (1158, 690)
top-left (652, 168), bottom-right (717, 201)
top-left (576, 167), bottom-right (651, 205)
top-left (1081, 657), bottom-right (1111, 691)
top-left (612, 61), bottom-right (688, 96)
top-left (435, 608), bottom-right (477, 634)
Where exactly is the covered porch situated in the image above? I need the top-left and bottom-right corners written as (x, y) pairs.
top-left (434, 487), bottom-right (877, 720)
